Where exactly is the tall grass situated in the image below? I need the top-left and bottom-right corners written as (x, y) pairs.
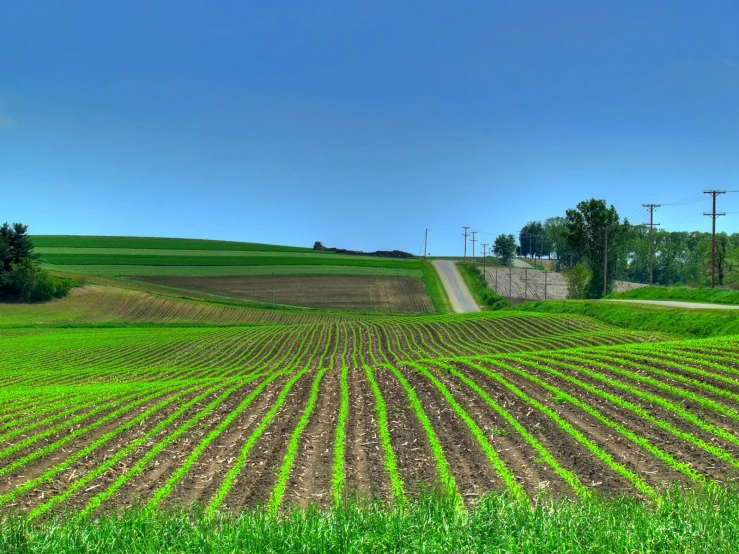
top-left (511, 300), bottom-right (739, 338)
top-left (457, 262), bottom-right (509, 310)
top-left (4, 488), bottom-right (739, 553)
top-left (607, 285), bottom-right (739, 305)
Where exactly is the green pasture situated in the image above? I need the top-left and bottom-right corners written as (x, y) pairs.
top-left (31, 235), bottom-right (319, 253)
top-left (608, 285), bottom-right (739, 305)
top-left (34, 247), bottom-right (390, 260)
top-left (513, 299), bottom-right (739, 338)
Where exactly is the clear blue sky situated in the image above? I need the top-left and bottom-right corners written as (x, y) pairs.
top-left (2, 1), bottom-right (739, 255)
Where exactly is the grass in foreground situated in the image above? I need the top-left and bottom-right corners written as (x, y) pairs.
top-left (3, 488), bottom-right (739, 553)
top-left (511, 300), bottom-right (739, 338)
top-left (608, 285), bottom-right (739, 305)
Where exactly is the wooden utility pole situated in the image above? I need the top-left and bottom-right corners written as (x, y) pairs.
top-left (271, 272), bottom-right (275, 306)
top-left (481, 243), bottom-right (488, 276)
top-left (568, 252), bottom-right (574, 299)
top-left (703, 190), bottom-right (726, 288)
top-left (509, 266), bottom-right (512, 300)
top-left (423, 228), bottom-right (428, 259)
top-left (524, 268), bottom-right (528, 300)
top-left (544, 270), bottom-right (548, 300)
top-left (470, 231), bottom-right (477, 263)
top-left (642, 204), bottom-right (661, 285)
top-left (603, 227), bottom-right (609, 297)
top-left (462, 226), bottom-right (470, 262)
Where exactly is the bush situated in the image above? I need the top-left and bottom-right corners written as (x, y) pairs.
top-left (458, 263), bottom-right (509, 310)
top-left (1, 259), bottom-right (75, 302)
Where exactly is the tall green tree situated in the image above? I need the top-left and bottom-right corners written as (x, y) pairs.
top-left (518, 221), bottom-right (546, 258)
top-left (0, 223), bottom-right (34, 272)
top-left (543, 217), bottom-right (568, 261)
top-left (0, 222), bottom-right (74, 302)
top-left (565, 199), bottom-right (627, 298)
top-left (493, 234), bottom-right (517, 266)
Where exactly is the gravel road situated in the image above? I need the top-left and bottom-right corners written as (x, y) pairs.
top-left (603, 299), bottom-right (739, 310)
top-left (432, 260), bottom-right (480, 313)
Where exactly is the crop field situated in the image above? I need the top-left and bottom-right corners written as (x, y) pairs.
top-left (5, 285), bottom-right (739, 521)
top-left (33, 237), bottom-right (423, 279)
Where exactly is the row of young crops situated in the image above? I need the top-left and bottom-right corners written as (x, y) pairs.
top-left (0, 308), bottom-right (737, 516)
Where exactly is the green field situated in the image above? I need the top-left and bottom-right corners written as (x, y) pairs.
top-left (32, 235), bottom-right (320, 253)
top-left (3, 236), bottom-right (739, 552)
top-left (608, 285), bottom-right (739, 305)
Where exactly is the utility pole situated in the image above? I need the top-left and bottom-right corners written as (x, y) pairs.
top-left (481, 243), bottom-right (488, 277)
top-left (642, 204), bottom-right (661, 285)
top-left (703, 190), bottom-right (726, 288)
top-left (462, 226), bottom-right (470, 262)
top-left (470, 231), bottom-right (477, 263)
top-left (509, 266), bottom-right (512, 300)
top-left (544, 270), bottom-right (548, 300)
top-left (568, 253), bottom-right (574, 299)
top-left (524, 268), bottom-right (528, 300)
top-left (603, 227), bottom-right (609, 297)
top-left (423, 228), bottom-right (428, 259)
top-left (271, 272), bottom-right (275, 306)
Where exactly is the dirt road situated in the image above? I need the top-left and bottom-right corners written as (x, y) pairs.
top-left (603, 299), bottom-right (739, 310)
top-left (432, 260), bottom-right (480, 313)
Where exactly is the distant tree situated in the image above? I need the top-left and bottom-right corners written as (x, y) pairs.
top-left (0, 222), bottom-right (74, 302)
top-left (518, 221), bottom-right (545, 258)
top-left (543, 217), bottom-right (568, 261)
top-left (715, 233), bottom-right (731, 286)
top-left (312, 241), bottom-right (324, 250)
top-left (0, 223), bottom-right (34, 272)
top-left (493, 234), bottom-right (517, 266)
top-left (565, 199), bottom-right (628, 298)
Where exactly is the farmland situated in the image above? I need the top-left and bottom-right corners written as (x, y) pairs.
top-left (3, 239), bottom-right (739, 552)
top-left (3, 281), bottom-right (739, 519)
top-left (33, 236), bottom-right (434, 313)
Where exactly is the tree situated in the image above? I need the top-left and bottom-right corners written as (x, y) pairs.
top-left (0, 222), bottom-right (74, 302)
top-left (519, 221), bottom-right (545, 258)
top-left (563, 262), bottom-right (592, 299)
top-left (715, 233), bottom-right (732, 286)
top-left (543, 217), bottom-right (568, 261)
top-left (565, 198), bottom-right (627, 298)
top-left (0, 223), bottom-right (34, 272)
top-left (493, 234), bottom-right (517, 266)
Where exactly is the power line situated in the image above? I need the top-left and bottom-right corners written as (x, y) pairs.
top-left (470, 231), bottom-right (477, 263)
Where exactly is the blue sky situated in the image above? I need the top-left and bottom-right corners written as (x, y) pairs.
top-left (2, 1), bottom-right (739, 255)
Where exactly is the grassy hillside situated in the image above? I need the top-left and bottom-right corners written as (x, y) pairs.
top-left (34, 236), bottom-right (423, 279)
top-left (512, 299), bottom-right (739, 338)
top-left (608, 285), bottom-right (739, 305)
top-left (31, 235), bottom-right (319, 253)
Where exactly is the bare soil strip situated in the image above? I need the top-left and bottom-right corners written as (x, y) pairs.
top-left (283, 368), bottom-right (341, 508)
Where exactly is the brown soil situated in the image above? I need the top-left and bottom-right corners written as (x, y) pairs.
top-left (137, 275), bottom-right (434, 313)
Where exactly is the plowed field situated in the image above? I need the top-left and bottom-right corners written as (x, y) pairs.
top-left (137, 274), bottom-right (434, 313)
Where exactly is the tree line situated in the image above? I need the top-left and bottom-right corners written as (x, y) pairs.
top-left (491, 198), bottom-right (738, 298)
top-left (0, 223), bottom-right (75, 302)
